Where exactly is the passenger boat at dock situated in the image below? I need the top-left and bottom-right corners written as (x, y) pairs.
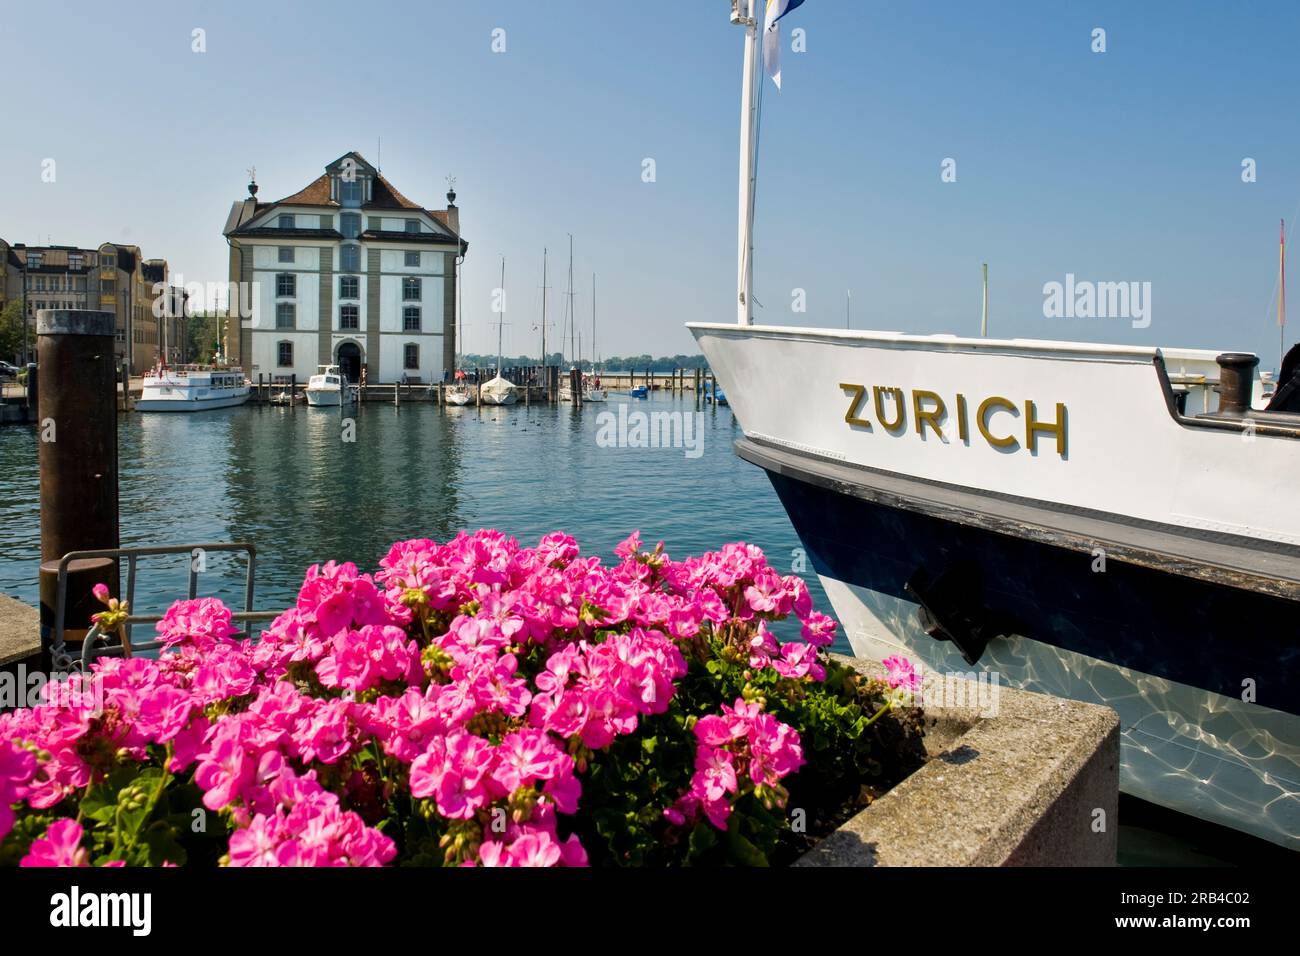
top-left (304, 365), bottom-right (354, 407)
top-left (691, 1), bottom-right (1300, 849)
top-left (136, 364), bottom-right (250, 412)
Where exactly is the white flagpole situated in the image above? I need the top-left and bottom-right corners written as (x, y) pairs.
top-left (981, 262), bottom-right (989, 337)
top-left (735, 0), bottom-right (761, 326)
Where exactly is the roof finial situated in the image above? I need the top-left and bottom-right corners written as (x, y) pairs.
top-left (247, 165), bottom-right (258, 197)
top-left (446, 174), bottom-right (457, 207)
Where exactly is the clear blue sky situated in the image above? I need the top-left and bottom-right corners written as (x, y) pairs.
top-left (2, 0), bottom-right (1298, 366)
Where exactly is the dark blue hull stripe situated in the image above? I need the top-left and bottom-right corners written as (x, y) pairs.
top-left (766, 471), bottom-right (1300, 717)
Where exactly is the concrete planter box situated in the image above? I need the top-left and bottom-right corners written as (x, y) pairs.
top-left (797, 655), bottom-right (1120, 867)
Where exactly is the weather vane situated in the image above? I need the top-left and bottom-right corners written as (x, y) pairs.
top-left (247, 165), bottom-right (257, 184)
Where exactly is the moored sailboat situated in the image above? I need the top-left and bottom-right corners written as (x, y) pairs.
top-left (480, 257), bottom-right (518, 406)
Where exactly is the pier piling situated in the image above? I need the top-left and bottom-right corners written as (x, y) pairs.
top-left (36, 310), bottom-right (121, 670)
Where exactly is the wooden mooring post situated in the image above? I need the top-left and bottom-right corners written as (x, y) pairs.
top-left (36, 310), bottom-right (121, 670)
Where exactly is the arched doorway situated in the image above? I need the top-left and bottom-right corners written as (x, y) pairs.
top-left (336, 342), bottom-right (362, 383)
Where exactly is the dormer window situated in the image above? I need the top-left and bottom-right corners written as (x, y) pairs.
top-left (26, 253), bottom-right (41, 269)
top-left (279, 214), bottom-right (295, 229)
top-left (341, 179), bottom-right (362, 204)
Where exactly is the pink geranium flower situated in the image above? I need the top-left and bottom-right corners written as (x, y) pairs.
top-left (883, 655), bottom-right (922, 692)
top-left (20, 819), bottom-right (89, 867)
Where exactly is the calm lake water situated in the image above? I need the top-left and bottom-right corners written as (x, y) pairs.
top-left (0, 393), bottom-right (842, 649)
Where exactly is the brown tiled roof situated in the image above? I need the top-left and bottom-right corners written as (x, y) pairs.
top-left (247, 157), bottom-right (463, 242)
top-left (368, 173), bottom-right (421, 210)
top-left (274, 174), bottom-right (337, 208)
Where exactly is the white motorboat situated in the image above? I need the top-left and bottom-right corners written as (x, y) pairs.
top-left (689, 1), bottom-right (1300, 850)
top-left (305, 365), bottom-right (354, 407)
top-left (136, 365), bottom-right (249, 412)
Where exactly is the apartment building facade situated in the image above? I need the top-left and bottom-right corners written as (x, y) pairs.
top-left (0, 238), bottom-right (181, 373)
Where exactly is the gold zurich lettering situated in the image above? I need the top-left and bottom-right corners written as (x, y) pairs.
top-left (1025, 400), bottom-right (1067, 456)
top-left (912, 390), bottom-right (946, 440)
top-left (977, 396), bottom-right (1019, 449)
top-left (873, 386), bottom-right (906, 431)
top-left (839, 383), bottom-right (871, 428)
top-left (956, 393), bottom-right (970, 442)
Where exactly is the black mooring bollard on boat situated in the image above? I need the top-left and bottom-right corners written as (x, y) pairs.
top-left (36, 310), bottom-right (121, 671)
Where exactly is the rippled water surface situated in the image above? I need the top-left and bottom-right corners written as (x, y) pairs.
top-left (0, 394), bottom-right (841, 649)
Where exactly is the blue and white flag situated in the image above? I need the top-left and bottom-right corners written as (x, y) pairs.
top-left (763, 0), bottom-right (806, 89)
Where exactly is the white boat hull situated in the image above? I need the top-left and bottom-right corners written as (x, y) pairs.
top-left (305, 389), bottom-right (352, 407)
top-left (824, 575), bottom-right (1300, 850)
top-left (690, 322), bottom-right (1300, 850)
top-left (135, 391), bottom-right (249, 412)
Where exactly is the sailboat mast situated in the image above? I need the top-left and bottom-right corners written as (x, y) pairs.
top-left (592, 273), bottom-right (597, 371)
top-left (1281, 219), bottom-right (1287, 369)
top-left (540, 248), bottom-right (548, 372)
top-left (567, 234), bottom-right (575, 366)
top-left (498, 256), bottom-right (506, 374)
top-left (734, 0), bottom-right (761, 326)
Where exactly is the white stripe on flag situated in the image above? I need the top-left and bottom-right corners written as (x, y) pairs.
top-left (763, 0), bottom-right (806, 89)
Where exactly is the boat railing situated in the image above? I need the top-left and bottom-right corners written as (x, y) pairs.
top-left (45, 542), bottom-right (281, 669)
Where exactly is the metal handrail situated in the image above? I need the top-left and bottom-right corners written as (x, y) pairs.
top-left (49, 542), bottom-right (279, 669)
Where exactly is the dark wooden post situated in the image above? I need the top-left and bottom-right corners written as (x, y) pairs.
top-left (25, 362), bottom-right (38, 421)
top-left (37, 311), bottom-right (120, 670)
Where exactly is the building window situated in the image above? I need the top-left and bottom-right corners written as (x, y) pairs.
top-left (276, 273), bottom-right (296, 297)
top-left (34, 278), bottom-right (45, 292)
top-left (101, 279), bottom-right (114, 292)
top-left (69, 254), bottom-right (83, 270)
top-left (101, 254), bottom-right (115, 269)
top-left (278, 214), bottom-right (295, 229)
top-left (340, 304), bottom-right (359, 330)
top-left (278, 341), bottom-right (293, 367)
top-left (27, 253), bottom-right (41, 269)
top-left (404, 343), bottom-right (419, 370)
top-left (403, 306), bottom-right (421, 332)
top-left (405, 220), bottom-right (420, 234)
top-left (278, 247), bottom-right (295, 263)
top-left (340, 275), bottom-right (359, 299)
top-left (404, 251), bottom-right (420, 267)
top-left (402, 277), bottom-right (421, 301)
top-left (276, 303), bottom-right (295, 329)
top-left (340, 245), bottom-right (360, 272)
top-left (341, 213), bottom-right (361, 239)
top-left (341, 179), bottom-right (362, 204)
